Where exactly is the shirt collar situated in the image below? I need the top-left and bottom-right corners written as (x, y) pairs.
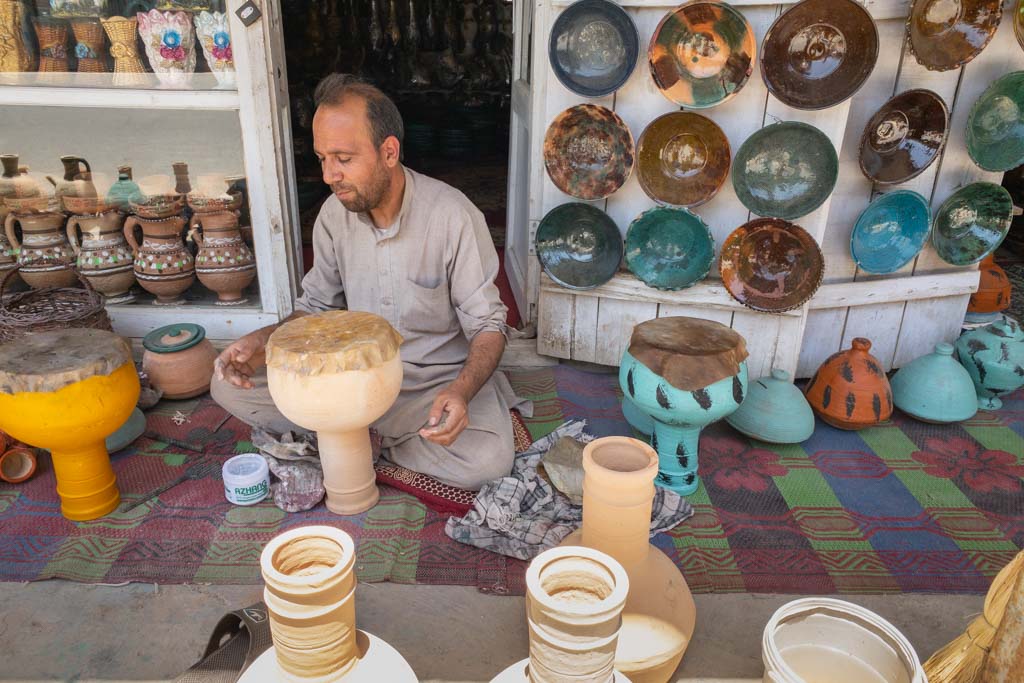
top-left (356, 166), bottom-right (414, 242)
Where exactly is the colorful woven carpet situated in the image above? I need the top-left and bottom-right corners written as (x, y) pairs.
top-left (1, 365), bottom-right (1021, 594)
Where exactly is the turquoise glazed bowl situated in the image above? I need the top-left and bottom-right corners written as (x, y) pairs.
top-left (966, 71), bottom-right (1024, 172)
top-left (891, 343), bottom-right (977, 423)
top-left (535, 203), bottom-right (623, 290)
top-left (624, 207), bottom-right (714, 290)
top-left (725, 369), bottom-right (814, 443)
top-left (732, 121), bottom-right (838, 220)
top-left (850, 190), bottom-right (931, 274)
top-left (955, 318), bottom-right (1024, 410)
top-left (932, 182), bottom-right (1014, 266)
top-left (620, 350), bottom-right (748, 496)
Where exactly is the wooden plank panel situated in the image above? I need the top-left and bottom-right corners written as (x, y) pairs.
top-left (812, 270), bottom-right (979, 308)
top-left (731, 311), bottom-right (782, 379)
top-left (892, 294), bottom-right (971, 367)
top-left (798, 309), bottom-right (847, 377)
top-left (594, 298), bottom-right (658, 366)
top-left (658, 304), bottom-right (733, 327)
top-left (572, 295), bottom-right (600, 363)
top-left (537, 290), bottom-right (575, 359)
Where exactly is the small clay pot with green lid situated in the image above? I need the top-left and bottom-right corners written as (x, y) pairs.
top-left (141, 323), bottom-right (219, 400)
top-left (891, 343), bottom-right (978, 423)
top-left (726, 368), bottom-right (814, 444)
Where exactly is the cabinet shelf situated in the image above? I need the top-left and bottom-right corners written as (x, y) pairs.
top-left (0, 84), bottom-right (239, 110)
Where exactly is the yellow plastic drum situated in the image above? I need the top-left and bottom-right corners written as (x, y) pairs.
top-left (0, 329), bottom-right (140, 520)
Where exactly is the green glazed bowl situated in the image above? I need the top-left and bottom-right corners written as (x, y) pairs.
top-left (931, 182), bottom-right (1014, 266)
top-left (732, 121), bottom-right (838, 220)
top-left (535, 202), bottom-right (623, 290)
top-left (966, 71), bottom-right (1024, 172)
top-left (624, 206), bottom-right (714, 290)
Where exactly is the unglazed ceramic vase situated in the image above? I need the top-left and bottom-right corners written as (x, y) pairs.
top-left (561, 437), bottom-right (696, 683)
top-left (0, 154), bottom-right (41, 201)
top-left (849, 190), bottom-right (931, 274)
top-left (891, 343), bottom-right (977, 423)
top-left (194, 11), bottom-right (234, 88)
top-left (101, 16), bottom-right (148, 86)
top-left (244, 526), bottom-right (417, 683)
top-left (0, 329), bottom-right (139, 520)
top-left (907, 0), bottom-right (1001, 72)
top-left (955, 319), bottom-right (1024, 410)
top-left (624, 207), bottom-right (714, 291)
top-left (124, 214), bottom-right (195, 304)
top-left (965, 71), bottom-right (1024, 173)
top-left (619, 316), bottom-right (748, 496)
top-left (931, 182), bottom-right (1014, 266)
top-left (0, 0), bottom-right (35, 72)
top-left (50, 155), bottom-right (96, 203)
top-left (543, 104), bottom-right (634, 200)
top-left (968, 254), bottom-right (1011, 315)
top-left (548, 0), bottom-right (638, 97)
top-left (726, 369), bottom-right (814, 444)
top-left (67, 207), bottom-right (136, 303)
top-left (266, 312), bottom-right (404, 515)
top-left (137, 10), bottom-right (196, 88)
top-left (5, 211), bottom-right (78, 289)
top-left (858, 89), bottom-right (949, 185)
top-left (635, 112), bottom-right (730, 208)
top-left (188, 209), bottom-right (255, 304)
top-left (535, 202), bottom-right (623, 290)
top-left (141, 323), bottom-right (219, 399)
top-left (805, 338), bottom-right (893, 430)
top-left (492, 545), bottom-right (632, 683)
top-left (760, 0), bottom-right (879, 110)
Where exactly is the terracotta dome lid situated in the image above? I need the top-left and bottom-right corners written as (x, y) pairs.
top-left (266, 311), bottom-right (404, 376)
top-left (627, 316), bottom-right (748, 391)
top-left (143, 323), bottom-right (207, 354)
top-left (0, 328), bottom-right (132, 395)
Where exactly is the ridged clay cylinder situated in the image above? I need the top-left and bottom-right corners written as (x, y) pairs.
top-left (562, 436), bottom-right (696, 683)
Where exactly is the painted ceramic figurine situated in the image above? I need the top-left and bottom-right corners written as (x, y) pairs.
top-left (955, 319), bottom-right (1024, 410)
top-left (619, 316), bottom-right (748, 496)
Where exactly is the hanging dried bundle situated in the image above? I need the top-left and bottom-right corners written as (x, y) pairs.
top-left (923, 551), bottom-right (1024, 683)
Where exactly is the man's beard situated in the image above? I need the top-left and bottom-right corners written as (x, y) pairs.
top-left (332, 163), bottom-right (390, 213)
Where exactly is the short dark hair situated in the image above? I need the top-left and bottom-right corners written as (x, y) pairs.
top-left (313, 74), bottom-right (404, 149)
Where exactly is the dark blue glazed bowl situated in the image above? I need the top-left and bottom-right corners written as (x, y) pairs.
top-left (549, 0), bottom-right (640, 97)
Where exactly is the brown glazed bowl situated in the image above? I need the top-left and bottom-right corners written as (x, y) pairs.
top-left (907, 0), bottom-right (1002, 72)
top-left (859, 89), bottom-right (949, 185)
top-left (761, 0), bottom-right (879, 110)
top-left (543, 104), bottom-right (634, 200)
top-left (648, 0), bottom-right (757, 109)
top-left (636, 112), bottom-right (730, 207)
top-left (719, 217), bottom-right (824, 312)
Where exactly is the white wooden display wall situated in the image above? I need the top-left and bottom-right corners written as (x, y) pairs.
top-left (532, 0), bottom-right (1024, 378)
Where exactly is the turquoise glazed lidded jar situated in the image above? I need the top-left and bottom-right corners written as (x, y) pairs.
top-left (726, 368), bottom-right (814, 444)
top-left (890, 343), bottom-right (978, 423)
top-left (955, 319), bottom-right (1024, 410)
top-left (106, 166), bottom-right (144, 212)
top-left (619, 316), bottom-right (748, 496)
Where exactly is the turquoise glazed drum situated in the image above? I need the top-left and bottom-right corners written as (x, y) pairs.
top-left (966, 71), bottom-right (1024, 173)
top-left (890, 343), bottom-right (977, 423)
top-left (624, 206), bottom-right (714, 290)
top-left (726, 369), bottom-right (814, 444)
top-left (955, 319), bottom-right (1024, 410)
top-left (535, 202), bottom-right (623, 290)
top-left (931, 182), bottom-right (1014, 266)
top-left (850, 190), bottom-right (931, 274)
top-left (618, 317), bottom-right (748, 496)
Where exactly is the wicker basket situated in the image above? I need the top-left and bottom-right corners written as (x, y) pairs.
top-left (0, 267), bottom-right (112, 344)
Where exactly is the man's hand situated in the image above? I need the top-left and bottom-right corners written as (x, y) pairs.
top-left (420, 386), bottom-right (470, 447)
top-left (214, 330), bottom-right (269, 389)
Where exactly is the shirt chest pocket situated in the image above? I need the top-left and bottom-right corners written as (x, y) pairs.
top-left (401, 279), bottom-right (453, 334)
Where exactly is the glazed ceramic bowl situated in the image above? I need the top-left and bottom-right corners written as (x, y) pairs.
top-left (648, 0), bottom-right (756, 109)
top-left (850, 190), bottom-right (931, 274)
top-left (966, 71), bottom-right (1024, 173)
top-left (932, 182), bottom-right (1015, 266)
top-left (187, 191), bottom-right (243, 213)
top-left (907, 0), bottom-right (1002, 72)
top-left (732, 121), bottom-right (838, 220)
top-left (720, 217), bottom-right (824, 312)
top-left (543, 104), bottom-right (634, 200)
top-left (130, 194), bottom-right (185, 219)
top-left (549, 0), bottom-right (639, 97)
top-left (535, 202), bottom-right (623, 290)
top-left (859, 89), bottom-right (948, 185)
top-left (760, 0), bottom-right (879, 110)
top-left (636, 112), bottom-right (730, 207)
top-left (625, 206), bottom-right (714, 290)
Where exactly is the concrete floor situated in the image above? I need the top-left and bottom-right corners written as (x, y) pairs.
top-left (1, 580), bottom-right (982, 682)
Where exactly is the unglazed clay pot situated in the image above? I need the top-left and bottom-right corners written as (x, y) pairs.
top-left (266, 311), bottom-right (404, 515)
top-left (491, 545), bottom-right (632, 683)
top-left (968, 254), bottom-right (1010, 315)
top-left (0, 329), bottom-right (139, 520)
top-left (67, 208), bottom-right (136, 303)
top-left (562, 437), bottom-right (696, 683)
top-left (241, 525), bottom-right (417, 683)
top-left (0, 445), bottom-right (37, 483)
top-left (890, 343), bottom-right (977, 424)
top-left (124, 214), bottom-right (194, 305)
top-left (619, 316), bottom-right (748, 496)
top-left (142, 323), bottom-right (218, 399)
top-left (189, 209), bottom-right (256, 305)
top-left (5, 211), bottom-right (78, 289)
top-left (805, 338), bottom-right (893, 430)
top-left (955, 318), bottom-right (1024, 410)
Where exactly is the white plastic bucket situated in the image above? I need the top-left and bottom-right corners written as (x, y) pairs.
top-left (223, 453), bottom-right (270, 505)
top-left (762, 598), bottom-right (926, 683)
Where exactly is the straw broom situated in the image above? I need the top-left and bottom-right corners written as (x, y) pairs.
top-left (923, 551), bottom-right (1024, 683)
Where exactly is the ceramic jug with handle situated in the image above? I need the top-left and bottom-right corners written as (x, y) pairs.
top-left (4, 211), bottom-right (77, 289)
top-left (67, 208), bottom-right (136, 303)
top-left (124, 214), bottom-right (194, 304)
top-left (188, 209), bottom-right (255, 304)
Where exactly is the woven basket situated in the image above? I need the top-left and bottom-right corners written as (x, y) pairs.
top-left (0, 266), bottom-right (112, 344)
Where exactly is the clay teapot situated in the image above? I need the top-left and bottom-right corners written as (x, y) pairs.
top-left (124, 214), bottom-right (194, 305)
top-left (805, 338), bottom-right (893, 430)
top-left (67, 208), bottom-right (136, 303)
top-left (955, 319), bottom-right (1024, 410)
top-left (4, 210), bottom-right (77, 289)
top-left (141, 323), bottom-right (219, 399)
top-left (0, 155), bottom-right (41, 206)
top-left (48, 156), bottom-right (97, 202)
top-left (188, 209), bottom-right (256, 305)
